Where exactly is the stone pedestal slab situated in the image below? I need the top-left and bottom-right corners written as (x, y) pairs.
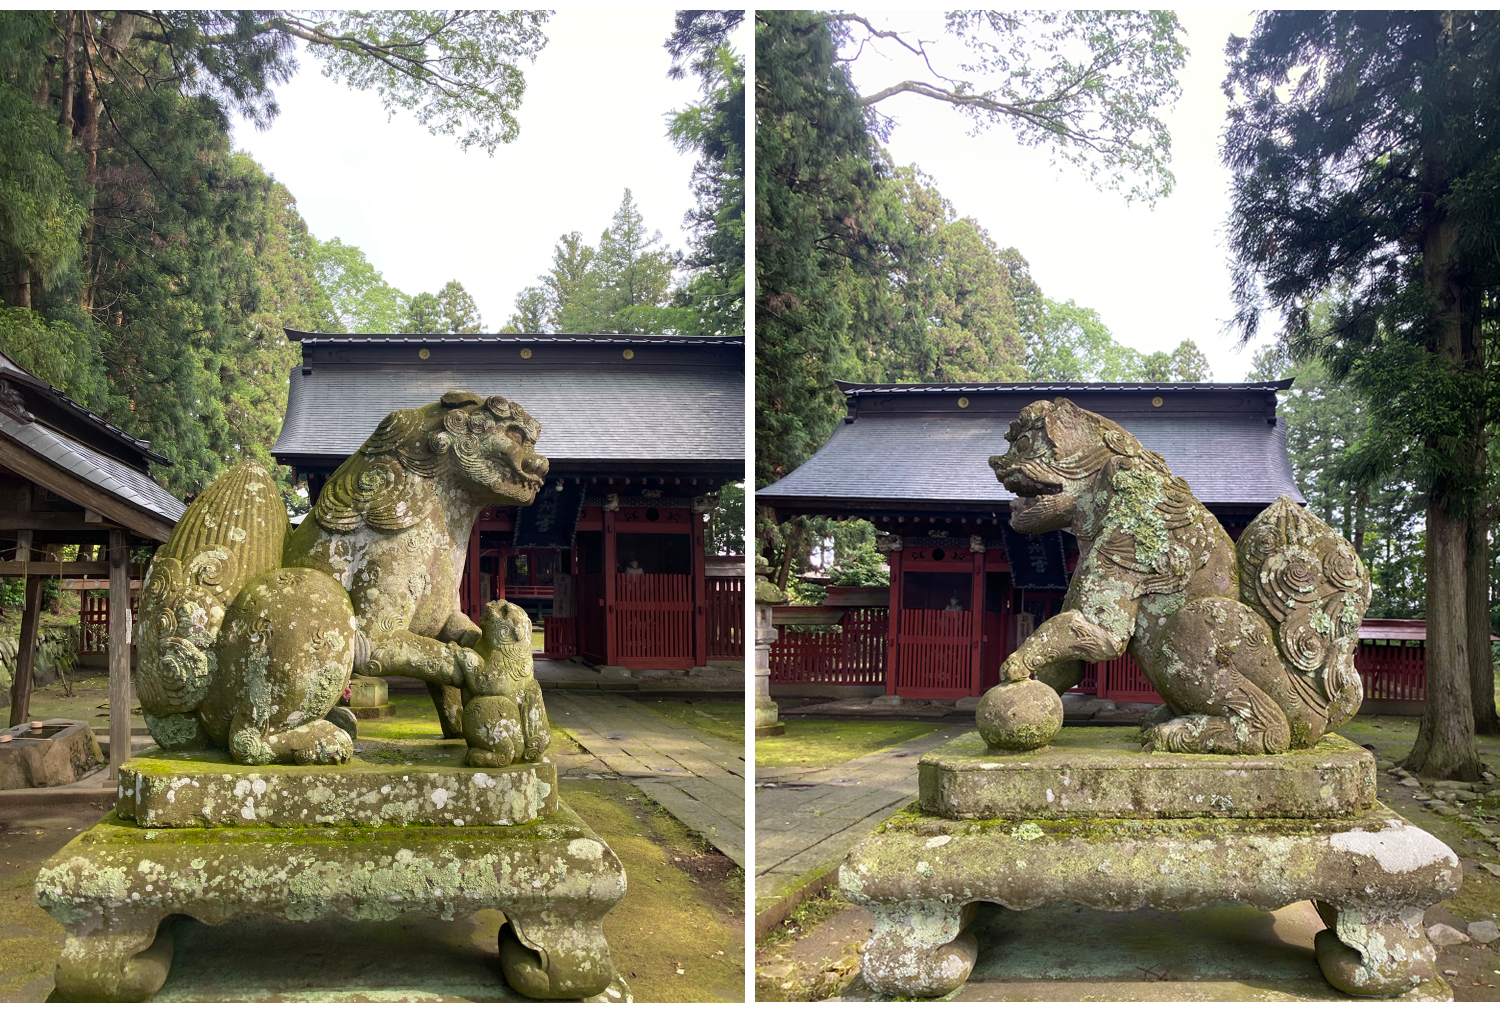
top-left (841, 803), bottom-right (1458, 999)
top-left (113, 743), bottom-right (557, 828)
top-left (920, 728), bottom-right (1376, 820)
top-left (35, 800), bottom-right (627, 1002)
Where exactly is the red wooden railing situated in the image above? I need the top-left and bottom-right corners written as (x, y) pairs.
top-left (705, 576), bottom-right (745, 661)
top-left (614, 573), bottom-right (693, 666)
top-left (1085, 653), bottom-right (1164, 703)
top-left (896, 609), bottom-right (972, 696)
top-left (542, 616), bottom-right (576, 658)
top-left (769, 607), bottom-right (887, 686)
top-left (1355, 643), bottom-right (1426, 702)
top-left (79, 592), bottom-right (138, 654)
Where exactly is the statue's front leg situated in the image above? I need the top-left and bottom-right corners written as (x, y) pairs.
top-left (1001, 609), bottom-right (1128, 684)
top-left (359, 629), bottom-right (475, 739)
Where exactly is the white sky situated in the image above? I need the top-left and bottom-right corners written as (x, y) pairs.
top-left (230, 10), bottom-right (742, 331)
top-left (845, 10), bottom-right (1273, 381)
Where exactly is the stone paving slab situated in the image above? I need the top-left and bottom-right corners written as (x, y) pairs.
top-left (546, 691), bottom-right (745, 868)
top-left (753, 723), bottom-right (969, 936)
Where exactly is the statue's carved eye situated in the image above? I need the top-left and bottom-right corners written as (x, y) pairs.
top-left (1014, 434), bottom-right (1031, 453)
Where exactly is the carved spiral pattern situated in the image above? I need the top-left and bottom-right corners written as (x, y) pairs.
top-left (1279, 614), bottom-right (1328, 672)
top-left (187, 548), bottom-right (236, 590)
top-left (1324, 545), bottom-right (1360, 590)
top-left (136, 636), bottom-right (212, 713)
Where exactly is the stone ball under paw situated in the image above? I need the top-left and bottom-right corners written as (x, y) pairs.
top-left (977, 679), bottom-right (1063, 751)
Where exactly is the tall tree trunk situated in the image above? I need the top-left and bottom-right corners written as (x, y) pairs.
top-left (1406, 505), bottom-right (1482, 777)
top-left (1407, 169), bottom-right (1482, 777)
top-left (1469, 521), bottom-right (1498, 734)
top-left (1352, 486), bottom-right (1369, 562)
top-left (60, 11), bottom-right (76, 140)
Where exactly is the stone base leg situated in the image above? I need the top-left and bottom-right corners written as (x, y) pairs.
top-left (860, 900), bottom-right (979, 998)
top-left (52, 918), bottom-right (174, 1002)
top-left (1313, 902), bottom-right (1436, 997)
top-left (499, 911), bottom-right (615, 1000)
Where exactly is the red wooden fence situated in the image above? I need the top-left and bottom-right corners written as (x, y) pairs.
top-left (706, 576), bottom-right (745, 661)
top-left (769, 607), bottom-right (887, 686)
top-left (614, 573), bottom-right (693, 666)
top-left (542, 616), bottom-right (576, 659)
top-left (79, 592), bottom-right (138, 654)
top-left (896, 609), bottom-right (972, 696)
top-left (1355, 643), bottom-right (1426, 703)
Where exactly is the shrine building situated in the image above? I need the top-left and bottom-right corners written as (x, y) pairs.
top-left (273, 332), bottom-right (746, 671)
top-left (758, 380), bottom-right (1313, 702)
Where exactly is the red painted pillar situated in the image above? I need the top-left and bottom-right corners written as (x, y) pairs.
top-left (969, 545), bottom-right (985, 697)
top-left (495, 548), bottom-right (507, 604)
top-left (466, 524), bottom-right (481, 622)
top-left (692, 510), bottom-right (708, 667)
top-left (603, 507), bottom-right (618, 666)
top-left (885, 547), bottom-right (903, 697)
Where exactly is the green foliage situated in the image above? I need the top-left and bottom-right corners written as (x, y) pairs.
top-left (400, 281), bottom-right (483, 334)
top-left (312, 238), bottom-right (407, 332)
top-left (503, 190), bottom-right (686, 335)
top-left (706, 481), bottom-right (745, 557)
top-left (1223, 11), bottom-right (1500, 518)
top-left (1248, 340), bottom-right (1424, 618)
top-left (754, 11), bottom-right (878, 487)
top-left (667, 13), bottom-right (746, 337)
top-left (876, 11), bottom-right (1187, 204)
top-left (0, 11), bottom-right (549, 500)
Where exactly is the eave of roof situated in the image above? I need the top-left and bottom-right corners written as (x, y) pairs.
top-left (837, 379), bottom-right (1294, 395)
top-left (0, 353), bottom-right (170, 466)
top-left (0, 413), bottom-right (185, 526)
top-left (289, 330), bottom-right (743, 347)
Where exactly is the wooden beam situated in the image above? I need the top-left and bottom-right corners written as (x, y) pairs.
top-left (0, 560), bottom-right (147, 577)
top-left (108, 528), bottom-right (131, 783)
top-left (0, 436), bottom-right (174, 541)
top-left (0, 511), bottom-right (116, 531)
top-left (6, 531), bottom-right (39, 727)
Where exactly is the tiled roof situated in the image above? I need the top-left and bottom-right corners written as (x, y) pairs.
top-left (273, 366), bottom-right (744, 464)
top-left (0, 413), bottom-right (185, 523)
top-left (0, 352), bottom-right (168, 465)
top-left (757, 413), bottom-right (1303, 509)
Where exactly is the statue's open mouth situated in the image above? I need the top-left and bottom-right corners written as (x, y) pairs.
top-left (1000, 468), bottom-right (1063, 499)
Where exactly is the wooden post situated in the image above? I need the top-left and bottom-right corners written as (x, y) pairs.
top-left (692, 510), bottom-right (708, 667)
top-left (969, 545), bottom-right (985, 698)
top-left (7, 530), bottom-right (38, 728)
top-left (108, 527), bottom-right (130, 783)
top-left (885, 547), bottom-right (903, 697)
top-left (603, 508), bottom-right (618, 665)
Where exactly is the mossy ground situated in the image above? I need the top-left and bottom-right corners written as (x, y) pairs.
top-left (16, 671), bottom-right (118, 729)
top-left (630, 696), bottom-right (744, 747)
top-left (754, 717), bottom-right (936, 770)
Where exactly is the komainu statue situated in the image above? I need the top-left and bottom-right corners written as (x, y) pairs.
top-left (985, 397), bottom-right (1370, 755)
top-left (135, 391), bottom-right (550, 765)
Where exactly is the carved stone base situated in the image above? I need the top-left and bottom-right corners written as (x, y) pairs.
top-left (36, 801), bottom-right (626, 1001)
top-left (840, 802), bottom-right (1459, 998)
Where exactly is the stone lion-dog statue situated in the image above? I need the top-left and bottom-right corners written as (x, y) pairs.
top-left (134, 391), bottom-right (552, 765)
top-left (981, 397), bottom-right (1371, 755)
